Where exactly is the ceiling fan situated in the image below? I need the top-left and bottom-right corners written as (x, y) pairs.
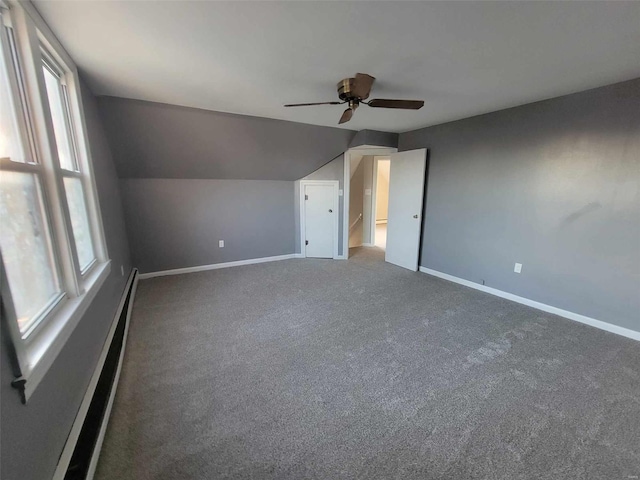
top-left (284, 73), bottom-right (424, 124)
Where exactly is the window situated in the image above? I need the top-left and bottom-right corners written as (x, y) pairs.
top-left (41, 50), bottom-right (97, 272)
top-left (0, 4), bottom-right (110, 402)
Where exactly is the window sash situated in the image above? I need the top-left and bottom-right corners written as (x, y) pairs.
top-left (0, 14), bottom-right (67, 339)
top-left (0, 165), bottom-right (66, 338)
top-left (1, 15), bottom-right (37, 164)
top-left (41, 50), bottom-right (79, 172)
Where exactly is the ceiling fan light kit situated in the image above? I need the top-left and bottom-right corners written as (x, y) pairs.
top-left (285, 73), bottom-right (424, 124)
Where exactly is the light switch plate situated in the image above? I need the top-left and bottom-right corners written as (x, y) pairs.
top-left (514, 263), bottom-right (522, 273)
top-left (219, 240), bottom-right (224, 248)
top-left (338, 189), bottom-right (343, 196)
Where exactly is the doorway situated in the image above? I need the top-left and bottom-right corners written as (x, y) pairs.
top-left (343, 146), bottom-right (397, 259)
top-left (299, 180), bottom-right (339, 259)
top-left (373, 157), bottom-right (390, 250)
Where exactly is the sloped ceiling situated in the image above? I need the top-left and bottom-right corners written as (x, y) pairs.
top-left (98, 97), bottom-right (356, 180)
top-left (35, 1), bottom-right (640, 133)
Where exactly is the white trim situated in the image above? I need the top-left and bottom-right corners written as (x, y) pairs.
top-left (52, 268), bottom-right (138, 480)
top-left (298, 180), bottom-right (340, 260)
top-left (361, 243), bottom-right (375, 247)
top-left (139, 254), bottom-right (300, 279)
top-left (343, 152), bottom-right (350, 259)
top-left (419, 267), bottom-right (640, 341)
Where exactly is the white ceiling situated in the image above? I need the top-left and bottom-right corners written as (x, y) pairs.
top-left (34, 1), bottom-right (640, 133)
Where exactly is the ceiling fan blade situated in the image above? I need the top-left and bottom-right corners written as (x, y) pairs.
top-left (352, 73), bottom-right (375, 100)
top-left (284, 101), bottom-right (343, 107)
top-left (368, 99), bottom-right (424, 109)
top-left (338, 108), bottom-right (353, 124)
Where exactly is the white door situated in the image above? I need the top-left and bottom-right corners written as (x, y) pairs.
top-left (385, 149), bottom-right (427, 271)
top-left (304, 184), bottom-right (336, 258)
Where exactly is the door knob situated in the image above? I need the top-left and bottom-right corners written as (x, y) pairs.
top-left (413, 214), bottom-right (418, 218)
top-left (329, 209), bottom-right (333, 213)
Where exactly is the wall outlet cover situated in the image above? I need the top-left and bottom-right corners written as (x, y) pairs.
top-left (219, 240), bottom-right (224, 248)
top-left (514, 263), bottom-right (523, 273)
top-left (338, 189), bottom-right (343, 196)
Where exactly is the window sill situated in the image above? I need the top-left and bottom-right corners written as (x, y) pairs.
top-left (14, 260), bottom-right (111, 403)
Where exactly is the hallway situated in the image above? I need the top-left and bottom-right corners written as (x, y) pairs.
top-left (375, 223), bottom-right (387, 250)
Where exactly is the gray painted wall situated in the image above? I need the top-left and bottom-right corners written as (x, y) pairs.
top-left (120, 179), bottom-right (294, 273)
top-left (302, 155), bottom-right (345, 256)
top-left (400, 78), bottom-right (640, 332)
top-left (350, 129), bottom-right (399, 149)
top-left (1, 80), bottom-right (132, 480)
top-left (98, 96), bottom-right (356, 180)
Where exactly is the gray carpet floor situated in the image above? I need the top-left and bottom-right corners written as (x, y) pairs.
top-left (96, 247), bottom-right (640, 480)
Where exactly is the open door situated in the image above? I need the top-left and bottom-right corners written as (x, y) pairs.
top-left (385, 149), bottom-right (427, 271)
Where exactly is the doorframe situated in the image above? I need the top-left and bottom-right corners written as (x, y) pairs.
top-left (343, 146), bottom-right (397, 259)
top-left (299, 180), bottom-right (340, 259)
top-left (370, 155), bottom-right (391, 247)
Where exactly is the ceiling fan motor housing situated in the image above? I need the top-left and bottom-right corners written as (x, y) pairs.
top-left (337, 78), bottom-right (357, 102)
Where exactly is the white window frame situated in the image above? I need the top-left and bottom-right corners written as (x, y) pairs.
top-left (1, 1), bottom-right (110, 403)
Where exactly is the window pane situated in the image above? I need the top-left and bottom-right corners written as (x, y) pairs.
top-left (63, 177), bottom-right (95, 271)
top-left (0, 26), bottom-right (26, 163)
top-left (0, 171), bottom-right (62, 334)
top-left (42, 64), bottom-right (76, 171)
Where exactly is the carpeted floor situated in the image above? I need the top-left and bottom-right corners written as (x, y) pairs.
top-left (96, 247), bottom-right (640, 480)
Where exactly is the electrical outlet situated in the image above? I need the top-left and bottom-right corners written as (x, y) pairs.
top-left (338, 189), bottom-right (343, 196)
top-left (514, 263), bottom-right (523, 274)
top-left (120, 265), bottom-right (124, 276)
top-left (219, 240), bottom-right (224, 248)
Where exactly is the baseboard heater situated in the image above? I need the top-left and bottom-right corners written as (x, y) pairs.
top-left (53, 269), bottom-right (139, 480)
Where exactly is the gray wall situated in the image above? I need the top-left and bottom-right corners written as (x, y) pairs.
top-left (98, 96), bottom-right (356, 180)
top-left (120, 179), bottom-right (294, 273)
top-left (350, 129), bottom-right (399, 149)
top-left (1, 80), bottom-right (132, 480)
top-left (99, 96), bottom-right (358, 271)
top-left (400, 78), bottom-right (640, 332)
top-left (302, 155), bottom-right (345, 256)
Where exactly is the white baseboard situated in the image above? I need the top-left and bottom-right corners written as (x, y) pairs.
top-left (419, 267), bottom-right (639, 341)
top-left (139, 254), bottom-right (299, 279)
top-left (375, 220), bottom-right (387, 225)
top-left (53, 269), bottom-right (139, 480)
